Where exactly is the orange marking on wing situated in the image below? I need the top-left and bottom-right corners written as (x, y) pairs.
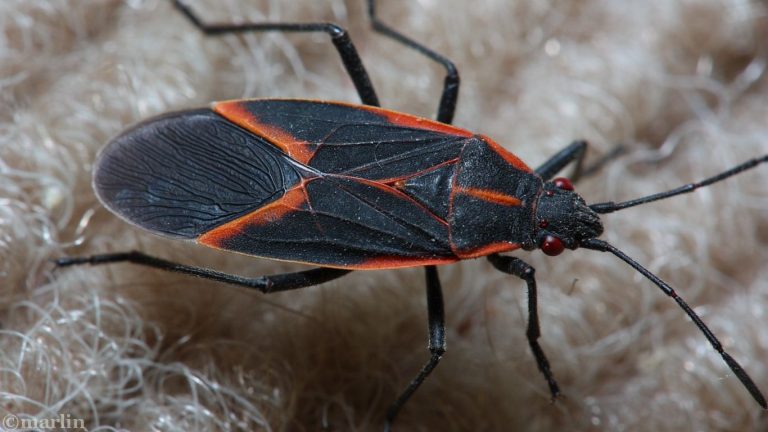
top-left (213, 101), bottom-right (315, 164)
top-left (351, 103), bottom-right (474, 138)
top-left (455, 187), bottom-right (522, 207)
top-left (455, 242), bottom-right (521, 259)
top-left (344, 175), bottom-right (450, 227)
top-left (350, 255), bottom-right (460, 270)
top-left (245, 254), bottom-right (459, 270)
top-left (479, 135), bottom-right (532, 173)
top-left (198, 185), bottom-right (307, 248)
top-left (381, 158), bottom-right (460, 186)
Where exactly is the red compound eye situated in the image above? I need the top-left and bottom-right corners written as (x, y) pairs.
top-left (540, 235), bottom-right (565, 256)
top-left (553, 177), bottom-right (574, 191)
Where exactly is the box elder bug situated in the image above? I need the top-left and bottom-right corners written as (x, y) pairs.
top-left (55, 0), bottom-right (768, 429)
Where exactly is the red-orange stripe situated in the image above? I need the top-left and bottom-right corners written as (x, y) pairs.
top-left (213, 101), bottom-right (315, 164)
top-left (198, 184), bottom-right (307, 248)
top-left (350, 103), bottom-right (474, 138)
top-left (455, 242), bottom-right (521, 259)
top-left (381, 158), bottom-right (460, 186)
top-left (479, 135), bottom-right (532, 173)
top-left (347, 255), bottom-right (460, 270)
top-left (455, 187), bottom-right (522, 207)
top-left (343, 175), bottom-right (450, 227)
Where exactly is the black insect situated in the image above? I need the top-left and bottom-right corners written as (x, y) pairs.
top-left (57, 0), bottom-right (768, 429)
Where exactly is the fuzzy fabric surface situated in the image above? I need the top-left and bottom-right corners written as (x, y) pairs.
top-left (2, 0), bottom-right (768, 431)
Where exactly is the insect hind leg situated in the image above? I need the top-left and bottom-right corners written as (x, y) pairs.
top-left (385, 265), bottom-right (446, 431)
top-left (55, 251), bottom-right (351, 293)
top-left (172, 0), bottom-right (379, 106)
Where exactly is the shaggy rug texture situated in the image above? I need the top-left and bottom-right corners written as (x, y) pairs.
top-left (2, 0), bottom-right (767, 430)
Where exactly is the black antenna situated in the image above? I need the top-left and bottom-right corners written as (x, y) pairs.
top-left (581, 238), bottom-right (767, 408)
top-left (590, 155), bottom-right (768, 214)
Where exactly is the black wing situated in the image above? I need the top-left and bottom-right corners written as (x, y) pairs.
top-left (93, 101), bottom-right (474, 268)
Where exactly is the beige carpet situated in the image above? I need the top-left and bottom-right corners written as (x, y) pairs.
top-left (2, 0), bottom-right (768, 430)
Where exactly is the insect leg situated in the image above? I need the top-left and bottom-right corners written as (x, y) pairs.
top-left (579, 144), bottom-right (626, 179)
top-left (534, 140), bottom-right (587, 181)
top-left (487, 254), bottom-right (560, 399)
top-left (385, 265), bottom-right (446, 431)
top-left (365, 1), bottom-right (459, 422)
top-left (173, 0), bottom-right (379, 106)
top-left (367, 0), bottom-right (459, 124)
top-left (535, 140), bottom-right (626, 182)
top-left (55, 251), bottom-right (351, 293)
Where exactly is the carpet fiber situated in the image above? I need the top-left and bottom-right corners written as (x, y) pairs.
top-left (2, 0), bottom-right (767, 430)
